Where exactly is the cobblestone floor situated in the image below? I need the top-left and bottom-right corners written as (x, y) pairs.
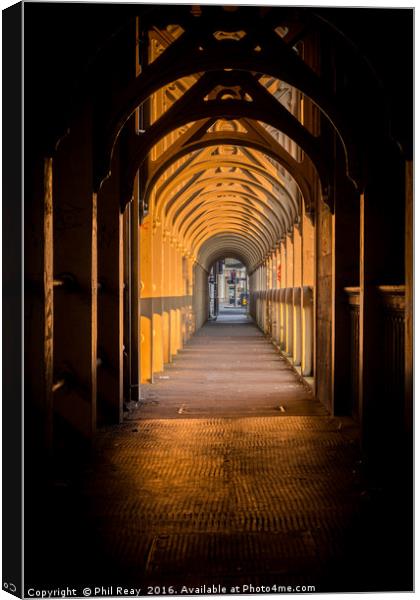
top-left (26, 314), bottom-right (413, 593)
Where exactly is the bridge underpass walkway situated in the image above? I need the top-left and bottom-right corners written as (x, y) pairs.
top-left (30, 316), bottom-right (411, 593)
top-left (80, 316), bottom-right (408, 593)
top-left (139, 310), bottom-right (324, 419)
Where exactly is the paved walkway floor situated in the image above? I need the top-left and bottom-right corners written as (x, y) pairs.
top-left (139, 311), bottom-right (324, 419)
top-left (26, 316), bottom-right (412, 593)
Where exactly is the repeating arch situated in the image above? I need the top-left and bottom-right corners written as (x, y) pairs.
top-left (121, 94), bottom-right (328, 209)
top-left (97, 10), bottom-right (365, 190)
top-left (173, 196), bottom-right (288, 243)
top-left (153, 137), bottom-right (304, 217)
top-left (197, 233), bottom-right (264, 270)
top-left (154, 156), bottom-right (294, 215)
top-left (126, 7), bottom-right (366, 288)
top-left (165, 182), bottom-right (295, 235)
top-left (189, 216), bottom-right (273, 256)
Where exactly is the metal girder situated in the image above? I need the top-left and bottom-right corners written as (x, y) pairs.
top-left (171, 194), bottom-right (287, 247)
top-left (196, 234), bottom-right (265, 265)
top-left (165, 178), bottom-right (295, 234)
top-left (189, 214), bottom-right (273, 256)
top-left (124, 133), bottom-right (313, 222)
top-left (198, 235), bottom-right (261, 265)
top-left (197, 232), bottom-right (263, 269)
top-left (149, 145), bottom-right (303, 224)
top-left (95, 9), bottom-right (361, 193)
top-left (191, 223), bottom-right (269, 260)
top-left (119, 70), bottom-right (329, 210)
top-left (180, 202), bottom-right (281, 248)
top-left (147, 118), bottom-right (306, 217)
top-left (153, 155), bottom-right (294, 217)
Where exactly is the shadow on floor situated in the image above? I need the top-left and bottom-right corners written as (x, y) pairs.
top-left (25, 319), bottom-right (413, 594)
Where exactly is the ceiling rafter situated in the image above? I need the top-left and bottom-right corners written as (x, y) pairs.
top-left (152, 148), bottom-right (290, 210)
top-left (189, 217), bottom-right (273, 258)
top-left (140, 123), bottom-right (313, 219)
top-left (165, 178), bottom-right (294, 233)
top-left (178, 201), bottom-right (282, 246)
top-left (120, 69), bottom-right (328, 211)
top-left (95, 6), bottom-right (369, 195)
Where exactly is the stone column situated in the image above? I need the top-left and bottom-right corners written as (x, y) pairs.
top-left (301, 286), bottom-right (313, 377)
top-left (315, 196), bottom-right (333, 413)
top-left (302, 210), bottom-right (315, 378)
top-left (130, 174), bottom-right (141, 398)
top-left (53, 105), bottom-right (97, 443)
top-left (377, 286), bottom-right (406, 434)
top-left (25, 157), bottom-right (54, 453)
top-left (152, 221), bottom-right (164, 374)
top-left (162, 234), bottom-right (172, 363)
top-left (293, 225), bottom-right (302, 369)
top-left (97, 150), bottom-right (124, 424)
top-left (343, 287), bottom-right (360, 420)
top-left (140, 215), bottom-right (153, 382)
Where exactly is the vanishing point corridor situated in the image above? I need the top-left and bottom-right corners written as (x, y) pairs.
top-left (16, 4), bottom-right (413, 596)
top-left (27, 310), bottom-right (410, 593)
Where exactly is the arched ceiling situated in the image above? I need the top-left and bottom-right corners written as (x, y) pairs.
top-left (150, 137), bottom-right (303, 271)
top-left (117, 7), bottom-right (343, 273)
